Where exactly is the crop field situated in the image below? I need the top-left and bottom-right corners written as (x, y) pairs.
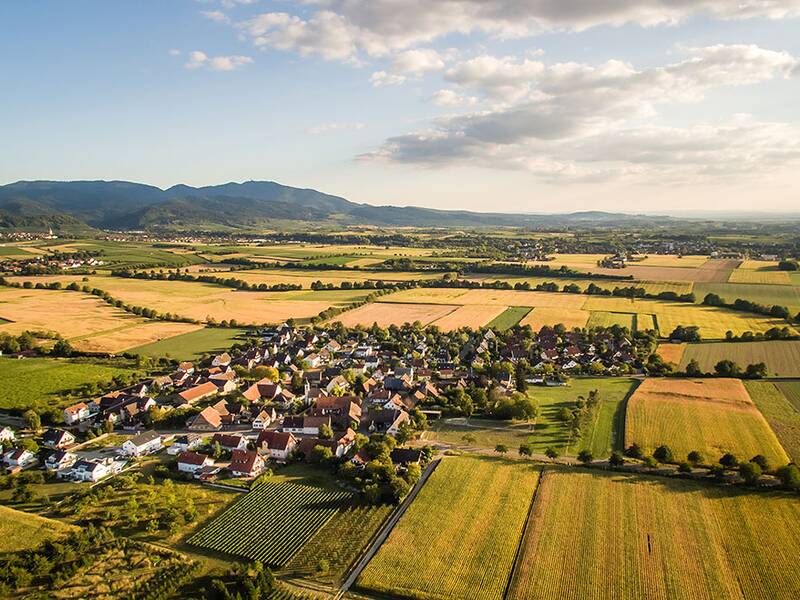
top-left (624, 378), bottom-right (789, 466)
top-left (774, 381), bottom-right (800, 411)
top-left (227, 268), bottom-right (442, 288)
top-left (694, 282), bottom-right (800, 313)
top-left (727, 261), bottom-right (792, 285)
top-left (33, 239), bottom-right (206, 268)
top-left (636, 313), bottom-right (657, 331)
top-left (488, 306), bottom-right (532, 331)
top-left (587, 311), bottom-right (634, 330)
top-left (331, 302), bottom-right (458, 328)
top-left (285, 503), bottom-right (394, 581)
top-left (189, 481), bottom-right (352, 566)
top-left (380, 287), bottom-right (587, 309)
top-left (429, 304), bottom-right (507, 331)
top-left (358, 456), bottom-right (540, 600)
top-left (508, 469), bottom-right (800, 600)
top-left (195, 243), bottom-right (439, 261)
top-left (128, 326), bottom-right (250, 360)
top-left (519, 306), bottom-right (590, 330)
top-left (0, 505), bottom-right (76, 552)
top-left (745, 382), bottom-right (800, 463)
top-left (656, 343), bottom-right (686, 365)
top-left (678, 340), bottom-right (800, 376)
top-left (634, 255), bottom-right (710, 268)
top-left (535, 256), bottom-right (739, 283)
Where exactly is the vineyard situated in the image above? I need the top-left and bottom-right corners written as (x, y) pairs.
top-left (357, 455), bottom-right (540, 600)
top-left (508, 470), bottom-right (800, 600)
top-left (188, 481), bottom-right (352, 566)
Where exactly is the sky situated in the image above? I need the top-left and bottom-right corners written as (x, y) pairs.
top-left (1, 1), bottom-right (799, 214)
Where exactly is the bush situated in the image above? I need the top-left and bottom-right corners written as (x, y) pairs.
top-left (653, 445), bottom-right (674, 464)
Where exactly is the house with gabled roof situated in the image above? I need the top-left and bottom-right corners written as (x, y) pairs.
top-left (176, 381), bottom-right (218, 406)
top-left (168, 433), bottom-right (203, 455)
top-left (256, 430), bottom-right (297, 462)
top-left (177, 451), bottom-right (213, 474)
top-left (187, 406), bottom-right (223, 431)
top-left (121, 430), bottom-right (162, 457)
top-left (242, 378), bottom-right (282, 403)
top-left (63, 402), bottom-right (91, 425)
top-left (42, 428), bottom-right (76, 449)
top-left (211, 433), bottom-right (247, 452)
top-left (45, 450), bottom-right (76, 472)
top-left (228, 449), bottom-right (266, 477)
top-left (252, 408), bottom-right (277, 430)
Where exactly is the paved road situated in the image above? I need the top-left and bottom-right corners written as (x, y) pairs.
top-left (334, 458), bottom-right (441, 600)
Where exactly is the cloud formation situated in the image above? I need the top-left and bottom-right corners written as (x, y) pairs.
top-left (184, 50), bottom-right (254, 71)
top-left (305, 121), bottom-right (366, 134)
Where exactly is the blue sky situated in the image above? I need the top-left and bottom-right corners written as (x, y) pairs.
top-left (1, 1), bottom-right (799, 213)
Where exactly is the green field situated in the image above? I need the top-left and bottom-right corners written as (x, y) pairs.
top-left (774, 381), bottom-right (800, 411)
top-left (0, 505), bottom-right (76, 552)
top-left (0, 357), bottom-right (138, 412)
top-left (358, 456), bottom-right (540, 600)
top-left (509, 469), bottom-right (800, 600)
top-left (679, 340), bottom-right (800, 376)
top-left (47, 239), bottom-right (207, 269)
top-left (487, 306), bottom-right (531, 331)
top-left (587, 311), bottom-right (634, 330)
top-left (128, 326), bottom-right (250, 360)
top-left (189, 481), bottom-right (352, 566)
top-left (745, 381), bottom-right (800, 463)
top-left (694, 282), bottom-right (800, 313)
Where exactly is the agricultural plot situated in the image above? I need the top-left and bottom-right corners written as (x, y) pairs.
top-left (229, 268), bottom-right (442, 288)
top-left (128, 327), bottom-right (250, 360)
top-left (357, 456), bottom-right (540, 600)
top-left (0, 287), bottom-right (199, 353)
top-left (188, 481), bottom-right (351, 566)
top-left (587, 311), bottom-right (634, 330)
top-left (0, 505), bottom-right (76, 552)
top-left (624, 378), bottom-right (789, 466)
top-left (656, 343), bottom-right (686, 365)
top-left (0, 357), bottom-right (138, 412)
top-left (519, 307), bottom-right (590, 330)
top-left (429, 304), bottom-right (507, 331)
top-left (380, 287), bottom-right (587, 309)
top-left (679, 340), bottom-right (800, 377)
top-left (508, 470), bottom-right (800, 600)
top-left (774, 381), bottom-right (800, 411)
top-left (728, 262), bottom-right (792, 285)
top-left (745, 382), bottom-right (800, 463)
top-left (636, 313), bottom-right (657, 332)
top-left (331, 302), bottom-right (458, 328)
top-left (487, 306), bottom-right (532, 331)
top-left (693, 282), bottom-right (800, 314)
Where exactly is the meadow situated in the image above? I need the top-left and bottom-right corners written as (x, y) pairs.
top-left (0, 356), bottom-right (138, 412)
top-left (745, 381), bottom-right (800, 463)
top-left (624, 378), bottom-right (789, 466)
top-left (189, 481), bottom-right (352, 566)
top-left (0, 504), bottom-right (76, 552)
top-left (679, 340), bottom-right (800, 376)
top-left (508, 470), bottom-right (800, 600)
top-left (357, 455), bottom-right (540, 600)
top-left (128, 327), bottom-right (250, 360)
top-left (487, 306), bottom-right (532, 331)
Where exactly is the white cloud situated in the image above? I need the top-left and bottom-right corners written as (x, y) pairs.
top-left (365, 45), bottom-right (800, 182)
top-left (168, 48), bottom-right (182, 57)
top-left (238, 1), bottom-right (800, 62)
top-left (430, 89), bottom-right (478, 107)
top-left (201, 10), bottom-right (230, 24)
top-left (184, 50), bottom-right (254, 71)
top-left (370, 71), bottom-right (407, 87)
top-left (305, 122), bottom-right (366, 134)
top-left (370, 48), bottom-right (449, 86)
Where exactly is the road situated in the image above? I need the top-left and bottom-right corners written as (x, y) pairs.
top-left (333, 458), bottom-right (441, 600)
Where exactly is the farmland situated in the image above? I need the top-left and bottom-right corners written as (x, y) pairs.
top-left (775, 381), bottom-right (800, 411)
top-left (520, 307), bottom-right (590, 330)
top-left (0, 505), bottom-right (76, 552)
top-left (0, 356), bottom-right (138, 412)
top-left (745, 381), bottom-right (800, 463)
top-left (487, 306), bottom-right (531, 331)
top-left (128, 326), bottom-right (250, 360)
top-left (331, 302), bottom-right (458, 328)
top-left (188, 481), bottom-right (352, 566)
top-left (357, 456), bottom-right (539, 600)
top-left (586, 311), bottom-right (635, 330)
top-left (0, 286), bottom-right (202, 353)
top-left (694, 282), bottom-right (800, 314)
top-left (429, 304), bottom-right (507, 331)
top-left (624, 378), bottom-right (789, 466)
top-left (508, 470), bottom-right (800, 600)
top-left (656, 343), bottom-right (686, 365)
top-left (678, 340), bottom-right (800, 376)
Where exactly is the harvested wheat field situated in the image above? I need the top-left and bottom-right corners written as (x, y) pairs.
top-left (430, 304), bottom-right (507, 331)
top-left (508, 470), bottom-right (800, 600)
top-left (625, 378), bottom-right (788, 466)
top-left (728, 268), bottom-right (792, 285)
top-left (520, 307), bottom-right (590, 330)
top-left (656, 343), bottom-right (686, 365)
top-left (72, 321), bottom-right (203, 354)
top-left (331, 302), bottom-right (458, 328)
top-left (381, 288), bottom-right (586, 309)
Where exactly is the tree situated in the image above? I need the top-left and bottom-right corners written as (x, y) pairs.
top-left (687, 450), bottom-right (704, 466)
top-left (518, 443), bottom-right (533, 458)
top-left (319, 423), bottom-right (333, 440)
top-left (739, 461), bottom-right (762, 484)
top-left (23, 409), bottom-right (41, 432)
top-left (212, 441), bottom-right (222, 459)
top-left (577, 449), bottom-right (593, 464)
top-left (685, 359), bottom-right (703, 377)
top-left (624, 443), bottom-right (643, 459)
top-left (744, 363), bottom-right (767, 379)
top-left (653, 445), bottom-right (674, 464)
top-left (750, 454), bottom-right (770, 471)
top-left (310, 445), bottom-right (334, 464)
top-left (678, 461), bottom-right (693, 473)
top-left (544, 446), bottom-right (559, 461)
top-left (461, 433), bottom-right (476, 446)
top-left (776, 464), bottom-right (800, 488)
top-left (51, 339), bottom-right (74, 357)
top-left (608, 451), bottom-right (624, 467)
top-left (719, 453), bottom-right (739, 469)
top-left (495, 444), bottom-right (508, 455)
top-left (714, 360), bottom-right (741, 377)
top-left (643, 456), bottom-right (658, 469)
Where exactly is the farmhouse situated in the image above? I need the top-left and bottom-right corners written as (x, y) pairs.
top-left (63, 401), bottom-right (91, 424)
top-left (187, 406), bottom-right (224, 431)
top-left (242, 378), bottom-right (282, 402)
top-left (256, 430), bottom-right (297, 462)
top-left (121, 430), bottom-right (163, 457)
top-left (177, 451), bottom-right (213, 474)
top-left (211, 433), bottom-right (248, 452)
top-left (281, 415), bottom-right (332, 436)
top-left (42, 428), bottom-right (76, 449)
top-left (228, 449), bottom-right (266, 477)
top-left (362, 409), bottom-right (411, 435)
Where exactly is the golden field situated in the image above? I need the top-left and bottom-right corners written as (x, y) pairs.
top-left (509, 470), bottom-right (800, 600)
top-left (624, 378), bottom-right (789, 466)
top-left (331, 302), bottom-right (458, 328)
top-left (429, 304), bottom-right (508, 331)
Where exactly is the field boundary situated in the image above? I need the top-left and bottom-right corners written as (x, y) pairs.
top-left (503, 467), bottom-right (545, 600)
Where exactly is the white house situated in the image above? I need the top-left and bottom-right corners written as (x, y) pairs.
top-left (63, 402), bottom-right (91, 425)
top-left (167, 434), bottom-right (202, 455)
top-left (67, 459), bottom-right (112, 482)
top-left (3, 449), bottom-right (38, 470)
top-left (42, 428), bottom-right (76, 449)
top-left (228, 449), bottom-right (266, 477)
top-left (121, 430), bottom-right (163, 457)
top-left (256, 430), bottom-right (297, 463)
top-left (251, 408), bottom-right (277, 430)
top-left (45, 450), bottom-right (77, 472)
top-left (0, 427), bottom-right (15, 444)
top-left (177, 451), bottom-right (213, 474)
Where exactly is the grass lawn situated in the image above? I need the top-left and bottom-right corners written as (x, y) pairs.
top-left (509, 469), bottom-right (800, 600)
top-left (128, 326), bottom-right (250, 360)
top-left (745, 381), bottom-right (800, 464)
top-left (0, 504), bottom-right (77, 552)
top-left (487, 306), bottom-right (531, 331)
top-left (0, 356), bottom-right (138, 413)
top-left (358, 455), bottom-right (540, 600)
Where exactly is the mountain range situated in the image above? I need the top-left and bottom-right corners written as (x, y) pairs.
top-left (0, 179), bottom-right (677, 231)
